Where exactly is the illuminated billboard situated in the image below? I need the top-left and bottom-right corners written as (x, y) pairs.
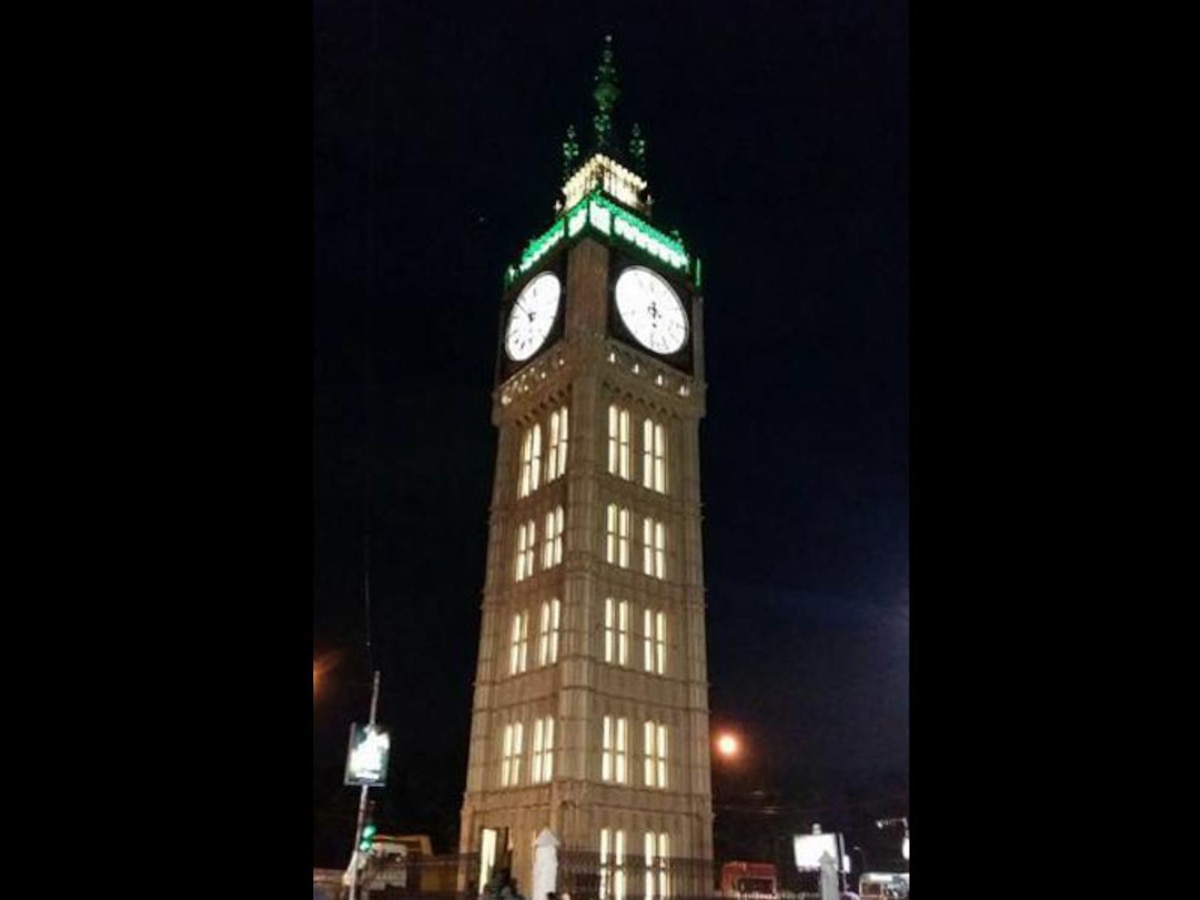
top-left (344, 723), bottom-right (391, 786)
top-left (793, 833), bottom-right (848, 872)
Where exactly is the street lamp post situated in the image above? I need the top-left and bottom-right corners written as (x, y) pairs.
top-left (875, 817), bottom-right (908, 864)
top-left (348, 670), bottom-right (382, 900)
top-left (851, 846), bottom-right (868, 881)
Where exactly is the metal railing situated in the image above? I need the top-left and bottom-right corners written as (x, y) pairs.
top-left (323, 852), bottom-right (724, 900)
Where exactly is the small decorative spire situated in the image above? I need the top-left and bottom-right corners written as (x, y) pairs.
top-left (592, 35), bottom-right (619, 151)
top-left (629, 123), bottom-right (647, 172)
top-left (562, 124), bottom-right (580, 178)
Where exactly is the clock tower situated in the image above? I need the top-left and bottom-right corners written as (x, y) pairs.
top-left (459, 38), bottom-right (713, 900)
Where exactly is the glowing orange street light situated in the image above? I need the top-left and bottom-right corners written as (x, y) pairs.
top-left (715, 733), bottom-right (740, 759)
top-left (313, 649), bottom-right (343, 693)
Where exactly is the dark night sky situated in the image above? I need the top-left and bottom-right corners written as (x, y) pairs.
top-left (313, 0), bottom-right (907, 872)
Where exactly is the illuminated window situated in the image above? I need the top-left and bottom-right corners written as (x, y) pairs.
top-left (643, 722), bottom-right (668, 788)
top-left (500, 721), bottom-right (524, 787)
top-left (516, 520), bottom-right (537, 582)
top-left (642, 519), bottom-right (652, 576)
top-left (642, 519), bottom-right (666, 580)
top-left (605, 598), bottom-right (629, 666)
top-left (608, 405), bottom-right (631, 479)
top-left (600, 828), bottom-right (627, 900)
top-left (538, 599), bottom-right (561, 666)
top-left (519, 424), bottom-right (542, 498)
top-left (644, 833), bottom-right (670, 900)
top-left (547, 407), bottom-right (569, 482)
top-left (643, 609), bottom-right (666, 675)
top-left (479, 829), bottom-right (498, 897)
top-left (543, 506), bottom-right (564, 569)
top-left (607, 504), bottom-right (630, 568)
top-left (509, 611), bottom-right (529, 676)
top-left (602, 715), bottom-right (628, 783)
top-left (642, 419), bottom-right (667, 493)
top-left (531, 716), bottom-right (555, 783)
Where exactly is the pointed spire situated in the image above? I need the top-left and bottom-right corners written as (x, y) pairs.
top-left (557, 36), bottom-right (651, 216)
top-left (592, 35), bottom-right (619, 152)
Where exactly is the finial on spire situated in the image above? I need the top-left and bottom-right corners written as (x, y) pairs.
top-left (629, 123), bottom-right (647, 172)
top-left (562, 124), bottom-right (581, 178)
top-left (592, 35), bottom-right (619, 151)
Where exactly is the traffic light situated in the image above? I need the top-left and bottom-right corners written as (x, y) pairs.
top-left (359, 822), bottom-right (378, 853)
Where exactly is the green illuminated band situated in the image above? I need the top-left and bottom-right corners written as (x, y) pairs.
top-left (506, 190), bottom-right (698, 287)
top-left (515, 219), bottom-right (567, 278)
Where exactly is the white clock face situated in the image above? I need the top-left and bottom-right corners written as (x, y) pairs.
top-left (614, 266), bottom-right (688, 355)
top-left (504, 272), bottom-right (562, 362)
